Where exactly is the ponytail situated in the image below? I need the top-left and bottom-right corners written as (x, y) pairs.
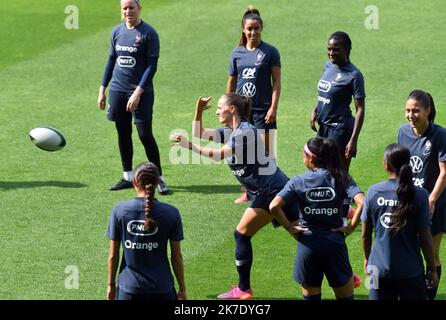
top-left (239, 6), bottom-right (263, 46)
top-left (133, 162), bottom-right (160, 231)
top-left (144, 184), bottom-right (156, 231)
top-left (407, 89), bottom-right (436, 122)
top-left (384, 144), bottom-right (415, 235)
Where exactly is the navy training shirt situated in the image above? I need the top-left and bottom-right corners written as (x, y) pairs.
top-left (361, 179), bottom-right (431, 279)
top-left (216, 121), bottom-right (288, 196)
top-left (107, 197), bottom-right (183, 294)
top-left (107, 21), bottom-right (159, 93)
top-left (398, 122), bottom-right (446, 206)
top-left (278, 168), bottom-right (362, 242)
top-left (229, 41), bottom-right (281, 111)
top-left (316, 61), bottom-right (365, 128)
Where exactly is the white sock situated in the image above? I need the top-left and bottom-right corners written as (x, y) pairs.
top-left (160, 175), bottom-right (165, 182)
top-left (123, 171), bottom-right (133, 181)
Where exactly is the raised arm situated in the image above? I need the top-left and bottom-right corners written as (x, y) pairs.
top-left (192, 97), bottom-right (219, 141)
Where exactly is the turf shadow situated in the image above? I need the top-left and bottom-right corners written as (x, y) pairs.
top-left (0, 181), bottom-right (87, 190)
top-left (167, 184), bottom-right (240, 194)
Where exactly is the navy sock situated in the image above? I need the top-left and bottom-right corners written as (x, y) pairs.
top-left (303, 294), bottom-right (321, 300)
top-left (234, 229), bottom-right (253, 292)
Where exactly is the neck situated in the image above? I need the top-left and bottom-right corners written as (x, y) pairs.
top-left (412, 120), bottom-right (429, 136)
top-left (246, 39), bottom-right (260, 50)
top-left (126, 18), bottom-right (141, 29)
top-left (387, 172), bottom-right (398, 179)
top-left (229, 116), bottom-right (242, 129)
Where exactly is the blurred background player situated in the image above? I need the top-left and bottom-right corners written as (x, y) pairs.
top-left (361, 144), bottom-right (438, 300)
top-left (106, 162), bottom-right (185, 300)
top-left (98, 0), bottom-right (168, 194)
top-left (269, 137), bottom-right (364, 300)
top-left (172, 94), bottom-right (298, 299)
top-left (397, 90), bottom-right (446, 299)
top-left (226, 6), bottom-right (281, 203)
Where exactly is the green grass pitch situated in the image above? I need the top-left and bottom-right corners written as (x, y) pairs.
top-left (0, 0), bottom-right (445, 299)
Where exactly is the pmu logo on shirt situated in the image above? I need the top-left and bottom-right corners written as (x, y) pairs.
top-left (127, 220), bottom-right (159, 236)
top-left (379, 212), bottom-right (406, 229)
top-left (118, 56), bottom-right (136, 68)
top-left (318, 80), bottom-right (331, 93)
top-left (305, 187), bottom-right (336, 202)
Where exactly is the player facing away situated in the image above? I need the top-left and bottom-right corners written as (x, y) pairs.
top-left (309, 31), bottom-right (365, 171)
top-left (397, 90), bottom-right (446, 299)
top-left (106, 162), bottom-right (185, 300)
top-left (361, 144), bottom-right (438, 300)
top-left (269, 137), bottom-right (365, 300)
top-left (227, 6), bottom-right (281, 204)
top-left (98, 0), bottom-right (168, 194)
top-left (171, 94), bottom-right (299, 299)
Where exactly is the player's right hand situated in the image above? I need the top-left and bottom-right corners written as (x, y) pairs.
top-left (98, 93), bottom-right (106, 110)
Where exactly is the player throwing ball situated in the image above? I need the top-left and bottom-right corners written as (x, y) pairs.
top-left (171, 94), bottom-right (298, 299)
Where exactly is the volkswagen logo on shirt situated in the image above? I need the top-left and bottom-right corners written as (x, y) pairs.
top-left (410, 156), bottom-right (423, 174)
top-left (127, 220), bottom-right (159, 236)
top-left (242, 82), bottom-right (256, 97)
top-left (118, 56), bottom-right (136, 68)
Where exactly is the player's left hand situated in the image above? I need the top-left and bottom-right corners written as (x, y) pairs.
top-left (345, 139), bottom-right (357, 159)
top-left (428, 196), bottom-right (436, 219)
top-left (126, 93), bottom-right (141, 112)
top-left (332, 224), bottom-right (355, 237)
top-left (265, 107), bottom-right (277, 124)
top-left (170, 133), bottom-right (190, 149)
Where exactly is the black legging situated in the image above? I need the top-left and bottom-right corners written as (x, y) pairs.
top-left (115, 121), bottom-right (162, 175)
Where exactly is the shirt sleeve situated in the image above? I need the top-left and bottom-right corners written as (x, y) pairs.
top-left (101, 31), bottom-right (117, 87)
top-left (146, 28), bottom-right (160, 58)
top-left (170, 210), bottom-right (184, 241)
top-left (107, 206), bottom-right (121, 241)
top-left (436, 127), bottom-right (446, 162)
top-left (360, 192), bottom-right (372, 223)
top-left (346, 178), bottom-right (363, 199)
top-left (229, 50), bottom-right (237, 76)
top-left (270, 47), bottom-right (281, 68)
top-left (351, 71), bottom-right (366, 99)
top-left (277, 178), bottom-right (299, 206)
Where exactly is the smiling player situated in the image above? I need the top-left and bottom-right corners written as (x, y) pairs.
top-left (397, 90), bottom-right (446, 299)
